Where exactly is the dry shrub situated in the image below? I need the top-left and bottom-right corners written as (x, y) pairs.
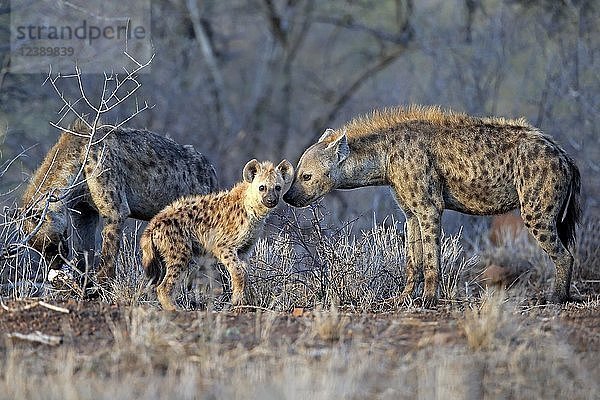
top-left (574, 215), bottom-right (600, 282)
top-left (474, 218), bottom-right (553, 299)
top-left (311, 303), bottom-right (350, 342)
top-left (461, 289), bottom-right (513, 351)
top-left (0, 202), bottom-right (48, 298)
top-left (249, 206), bottom-right (479, 312)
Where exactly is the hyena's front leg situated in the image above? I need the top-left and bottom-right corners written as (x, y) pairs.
top-left (96, 213), bottom-right (126, 283)
top-left (89, 184), bottom-right (130, 284)
top-left (400, 213), bottom-right (423, 302)
top-left (71, 203), bottom-right (99, 276)
top-left (214, 249), bottom-right (248, 307)
top-left (416, 208), bottom-right (442, 308)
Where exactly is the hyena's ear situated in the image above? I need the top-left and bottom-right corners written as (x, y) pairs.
top-left (276, 160), bottom-right (294, 185)
top-left (318, 128), bottom-right (337, 143)
top-left (243, 159), bottom-right (261, 183)
top-left (326, 129), bottom-right (350, 164)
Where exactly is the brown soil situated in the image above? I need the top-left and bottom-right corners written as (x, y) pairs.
top-left (1, 299), bottom-right (598, 355)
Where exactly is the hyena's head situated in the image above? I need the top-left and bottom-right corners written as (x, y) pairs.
top-left (21, 207), bottom-right (68, 269)
top-left (243, 159), bottom-right (294, 209)
top-left (284, 128), bottom-right (349, 207)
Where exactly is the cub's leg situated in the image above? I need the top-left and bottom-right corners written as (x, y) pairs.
top-left (156, 247), bottom-right (192, 311)
top-left (214, 249), bottom-right (247, 307)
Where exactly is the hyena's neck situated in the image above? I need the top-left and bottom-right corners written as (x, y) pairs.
top-left (337, 136), bottom-right (388, 189)
top-left (232, 182), bottom-right (270, 223)
top-left (22, 134), bottom-right (84, 209)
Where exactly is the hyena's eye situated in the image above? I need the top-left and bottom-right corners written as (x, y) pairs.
top-left (301, 173), bottom-right (312, 182)
top-left (259, 185), bottom-right (266, 192)
top-left (275, 185), bottom-right (282, 191)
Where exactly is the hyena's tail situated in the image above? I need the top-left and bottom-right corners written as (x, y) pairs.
top-left (557, 159), bottom-right (582, 249)
top-left (140, 227), bottom-right (165, 285)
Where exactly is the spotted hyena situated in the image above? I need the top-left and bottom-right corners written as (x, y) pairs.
top-left (284, 106), bottom-right (581, 306)
top-left (21, 120), bottom-right (217, 285)
top-left (140, 159), bottom-right (294, 310)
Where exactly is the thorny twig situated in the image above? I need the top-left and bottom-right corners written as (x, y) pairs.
top-left (0, 50), bottom-right (154, 286)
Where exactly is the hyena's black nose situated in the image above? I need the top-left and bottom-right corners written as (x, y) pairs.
top-left (283, 187), bottom-right (296, 203)
top-left (263, 196), bottom-right (278, 208)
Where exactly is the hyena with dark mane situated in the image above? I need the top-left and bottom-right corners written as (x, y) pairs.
top-left (21, 120), bottom-right (217, 285)
top-left (140, 159), bottom-right (293, 310)
top-left (284, 106), bottom-right (581, 306)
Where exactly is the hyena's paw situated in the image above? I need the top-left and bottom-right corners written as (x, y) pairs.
top-left (230, 290), bottom-right (246, 307)
top-left (549, 291), bottom-right (582, 304)
top-left (157, 290), bottom-right (178, 311)
top-left (378, 296), bottom-right (402, 311)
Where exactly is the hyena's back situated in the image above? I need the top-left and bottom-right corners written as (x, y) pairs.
top-left (390, 119), bottom-right (578, 221)
top-left (84, 128), bottom-right (217, 219)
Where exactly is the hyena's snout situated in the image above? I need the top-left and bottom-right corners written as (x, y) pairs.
top-left (262, 191), bottom-right (279, 208)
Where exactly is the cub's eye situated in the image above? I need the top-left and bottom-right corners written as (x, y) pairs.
top-left (259, 185), bottom-right (266, 192)
top-left (301, 173), bottom-right (312, 182)
top-left (275, 185), bottom-right (282, 191)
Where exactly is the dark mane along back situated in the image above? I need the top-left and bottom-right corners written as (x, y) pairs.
top-left (327, 105), bottom-right (533, 143)
top-left (21, 121), bottom-right (90, 208)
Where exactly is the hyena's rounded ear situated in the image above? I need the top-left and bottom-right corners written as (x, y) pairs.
top-left (318, 128), bottom-right (337, 143)
top-left (326, 129), bottom-right (350, 164)
top-left (276, 159), bottom-right (294, 184)
top-left (243, 159), bottom-right (261, 183)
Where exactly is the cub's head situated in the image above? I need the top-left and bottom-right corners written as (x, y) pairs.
top-left (243, 159), bottom-right (294, 209)
top-left (283, 128), bottom-right (349, 207)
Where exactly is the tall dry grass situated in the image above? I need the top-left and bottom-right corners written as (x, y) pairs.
top-left (1, 202), bottom-right (599, 399)
top-left (1, 297), bottom-right (599, 400)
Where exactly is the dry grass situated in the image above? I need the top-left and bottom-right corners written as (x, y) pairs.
top-left (1, 299), bottom-right (598, 400)
top-left (1, 202), bottom-right (599, 399)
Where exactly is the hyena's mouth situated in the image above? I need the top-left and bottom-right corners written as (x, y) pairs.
top-left (283, 192), bottom-right (319, 208)
top-left (262, 198), bottom-right (278, 208)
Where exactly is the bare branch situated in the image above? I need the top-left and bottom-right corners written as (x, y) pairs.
top-left (313, 16), bottom-right (413, 45)
top-left (310, 46), bottom-right (408, 140)
top-left (186, 0), bottom-right (233, 131)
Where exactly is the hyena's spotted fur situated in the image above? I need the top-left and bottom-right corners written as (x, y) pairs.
top-left (284, 105), bottom-right (581, 306)
top-left (140, 159), bottom-right (293, 311)
top-left (21, 120), bottom-right (217, 285)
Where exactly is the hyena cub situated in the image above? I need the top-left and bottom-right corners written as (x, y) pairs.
top-left (141, 159), bottom-right (294, 310)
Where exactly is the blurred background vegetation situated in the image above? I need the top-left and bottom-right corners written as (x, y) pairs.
top-left (0, 0), bottom-right (598, 232)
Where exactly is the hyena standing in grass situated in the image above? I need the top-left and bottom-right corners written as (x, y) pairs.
top-left (140, 159), bottom-right (293, 310)
top-left (21, 120), bottom-right (217, 286)
top-left (284, 106), bottom-right (581, 306)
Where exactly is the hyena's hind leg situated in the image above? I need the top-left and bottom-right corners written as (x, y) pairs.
top-left (519, 177), bottom-right (575, 303)
top-left (154, 239), bottom-right (193, 311)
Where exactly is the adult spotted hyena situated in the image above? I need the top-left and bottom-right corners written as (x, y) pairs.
top-left (21, 120), bottom-right (217, 285)
top-left (140, 159), bottom-right (293, 311)
top-left (284, 106), bottom-right (581, 306)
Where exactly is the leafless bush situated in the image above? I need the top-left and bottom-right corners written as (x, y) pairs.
top-left (573, 215), bottom-right (600, 295)
top-left (248, 205), bottom-right (479, 312)
top-left (0, 201), bottom-right (48, 298)
top-left (0, 49), bottom-right (154, 298)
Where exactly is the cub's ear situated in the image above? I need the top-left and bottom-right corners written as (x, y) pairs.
top-left (318, 128), bottom-right (337, 143)
top-left (276, 159), bottom-right (294, 185)
top-left (326, 130), bottom-right (350, 164)
top-left (243, 159), bottom-right (261, 183)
